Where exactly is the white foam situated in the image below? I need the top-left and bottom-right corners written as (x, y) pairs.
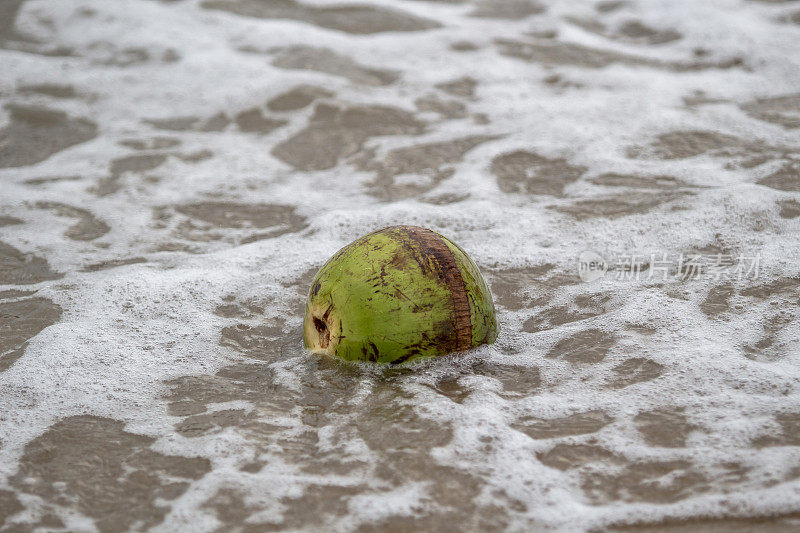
top-left (2, 0), bottom-right (800, 530)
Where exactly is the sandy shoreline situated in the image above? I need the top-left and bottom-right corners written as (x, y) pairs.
top-left (2, 0), bottom-right (800, 530)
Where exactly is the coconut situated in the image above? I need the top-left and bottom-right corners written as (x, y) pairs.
top-left (303, 225), bottom-right (498, 364)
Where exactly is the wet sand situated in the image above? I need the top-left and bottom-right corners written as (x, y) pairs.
top-left (1, 0), bottom-right (800, 531)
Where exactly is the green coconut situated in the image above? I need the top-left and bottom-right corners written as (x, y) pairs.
top-left (303, 225), bottom-right (498, 364)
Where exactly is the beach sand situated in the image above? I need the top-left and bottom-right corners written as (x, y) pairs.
top-left (2, 0), bottom-right (800, 530)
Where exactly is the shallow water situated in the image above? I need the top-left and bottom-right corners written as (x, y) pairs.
top-left (2, 0), bottom-right (800, 531)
